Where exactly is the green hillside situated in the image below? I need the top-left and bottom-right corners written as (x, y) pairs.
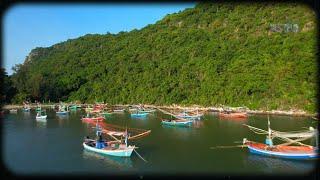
top-left (9, 2), bottom-right (317, 113)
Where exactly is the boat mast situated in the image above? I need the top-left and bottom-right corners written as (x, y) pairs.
top-left (266, 116), bottom-right (273, 146)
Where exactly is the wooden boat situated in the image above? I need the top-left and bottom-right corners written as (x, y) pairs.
top-left (83, 139), bottom-right (135, 157)
top-left (9, 109), bottom-right (18, 113)
top-left (161, 119), bottom-right (193, 127)
top-left (243, 119), bottom-right (318, 160)
top-left (83, 122), bottom-right (151, 157)
top-left (243, 139), bottom-right (318, 160)
top-left (56, 105), bottom-right (69, 115)
top-left (138, 109), bottom-right (156, 113)
top-left (130, 112), bottom-right (149, 117)
top-left (22, 107), bottom-right (31, 112)
top-left (82, 116), bottom-right (105, 122)
top-left (219, 112), bottom-right (247, 118)
top-left (176, 112), bottom-right (202, 120)
top-left (113, 109), bottom-right (125, 113)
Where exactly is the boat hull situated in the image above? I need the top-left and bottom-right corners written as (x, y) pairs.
top-left (36, 115), bottom-right (47, 120)
top-left (161, 120), bottom-right (193, 127)
top-left (82, 117), bottom-right (105, 122)
top-left (56, 111), bottom-right (69, 115)
top-left (83, 142), bottom-right (134, 157)
top-left (219, 112), bottom-right (247, 119)
top-left (131, 113), bottom-right (148, 117)
top-left (245, 141), bottom-right (318, 160)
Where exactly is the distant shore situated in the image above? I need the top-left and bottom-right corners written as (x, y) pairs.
top-left (1, 103), bottom-right (318, 118)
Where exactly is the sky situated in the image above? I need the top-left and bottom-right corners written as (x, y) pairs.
top-left (3, 3), bottom-right (195, 75)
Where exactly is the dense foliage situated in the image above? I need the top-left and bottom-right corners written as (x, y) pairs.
top-left (9, 2), bottom-right (317, 113)
top-left (1, 68), bottom-right (16, 105)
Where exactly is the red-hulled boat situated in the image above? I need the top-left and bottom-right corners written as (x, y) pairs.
top-left (219, 112), bottom-right (248, 119)
top-left (243, 139), bottom-right (318, 160)
top-left (82, 116), bottom-right (105, 122)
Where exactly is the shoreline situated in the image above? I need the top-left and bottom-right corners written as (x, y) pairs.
top-left (1, 103), bottom-right (318, 118)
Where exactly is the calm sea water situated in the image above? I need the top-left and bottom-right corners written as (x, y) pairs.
top-left (2, 109), bottom-right (318, 176)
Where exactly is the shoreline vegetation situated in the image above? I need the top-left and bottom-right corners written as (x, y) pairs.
top-left (4, 3), bottom-right (317, 116)
top-left (2, 103), bottom-right (318, 118)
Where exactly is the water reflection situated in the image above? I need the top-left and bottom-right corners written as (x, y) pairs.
top-left (192, 120), bottom-right (204, 128)
top-left (82, 150), bottom-right (133, 170)
top-left (36, 120), bottom-right (47, 128)
top-left (245, 154), bottom-right (316, 174)
top-left (162, 124), bottom-right (195, 140)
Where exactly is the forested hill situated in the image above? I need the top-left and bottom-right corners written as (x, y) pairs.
top-left (10, 2), bottom-right (317, 113)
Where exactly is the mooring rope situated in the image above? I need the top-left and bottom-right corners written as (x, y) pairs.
top-left (133, 148), bottom-right (148, 163)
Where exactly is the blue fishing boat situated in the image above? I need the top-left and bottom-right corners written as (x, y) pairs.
top-left (131, 112), bottom-right (149, 117)
top-left (161, 119), bottom-right (193, 127)
top-left (56, 105), bottom-right (69, 115)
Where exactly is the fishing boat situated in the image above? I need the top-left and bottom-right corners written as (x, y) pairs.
top-left (56, 105), bottom-right (69, 115)
top-left (130, 111), bottom-right (149, 118)
top-left (69, 105), bottom-right (80, 111)
top-left (176, 112), bottom-right (202, 120)
top-left (100, 111), bottom-right (113, 117)
top-left (82, 115), bottom-right (105, 122)
top-left (9, 109), bottom-right (18, 113)
top-left (22, 107), bottom-right (31, 112)
top-left (83, 138), bottom-right (135, 157)
top-left (113, 109), bottom-right (125, 113)
top-left (175, 108), bottom-right (203, 120)
top-left (138, 108), bottom-right (156, 113)
top-left (22, 103), bottom-right (31, 112)
top-left (161, 119), bottom-right (193, 127)
top-left (36, 111), bottom-right (47, 121)
top-left (83, 122), bottom-right (151, 157)
top-left (243, 119), bottom-right (318, 160)
top-left (219, 111), bottom-right (247, 119)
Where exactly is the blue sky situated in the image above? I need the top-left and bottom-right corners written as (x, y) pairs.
top-left (3, 3), bottom-right (195, 75)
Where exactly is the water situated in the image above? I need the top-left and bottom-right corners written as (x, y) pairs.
top-left (2, 109), bottom-right (318, 176)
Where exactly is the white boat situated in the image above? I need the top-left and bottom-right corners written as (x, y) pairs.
top-left (83, 140), bottom-right (135, 157)
top-left (83, 123), bottom-right (150, 157)
top-left (9, 109), bottom-right (18, 113)
top-left (36, 112), bottom-right (47, 121)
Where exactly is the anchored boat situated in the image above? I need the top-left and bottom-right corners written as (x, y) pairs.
top-left (243, 119), bottom-right (318, 160)
top-left (83, 122), bottom-right (151, 157)
top-left (36, 111), bottom-right (47, 121)
top-left (161, 119), bottom-right (193, 127)
top-left (56, 104), bottom-right (69, 115)
top-left (219, 111), bottom-right (247, 119)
